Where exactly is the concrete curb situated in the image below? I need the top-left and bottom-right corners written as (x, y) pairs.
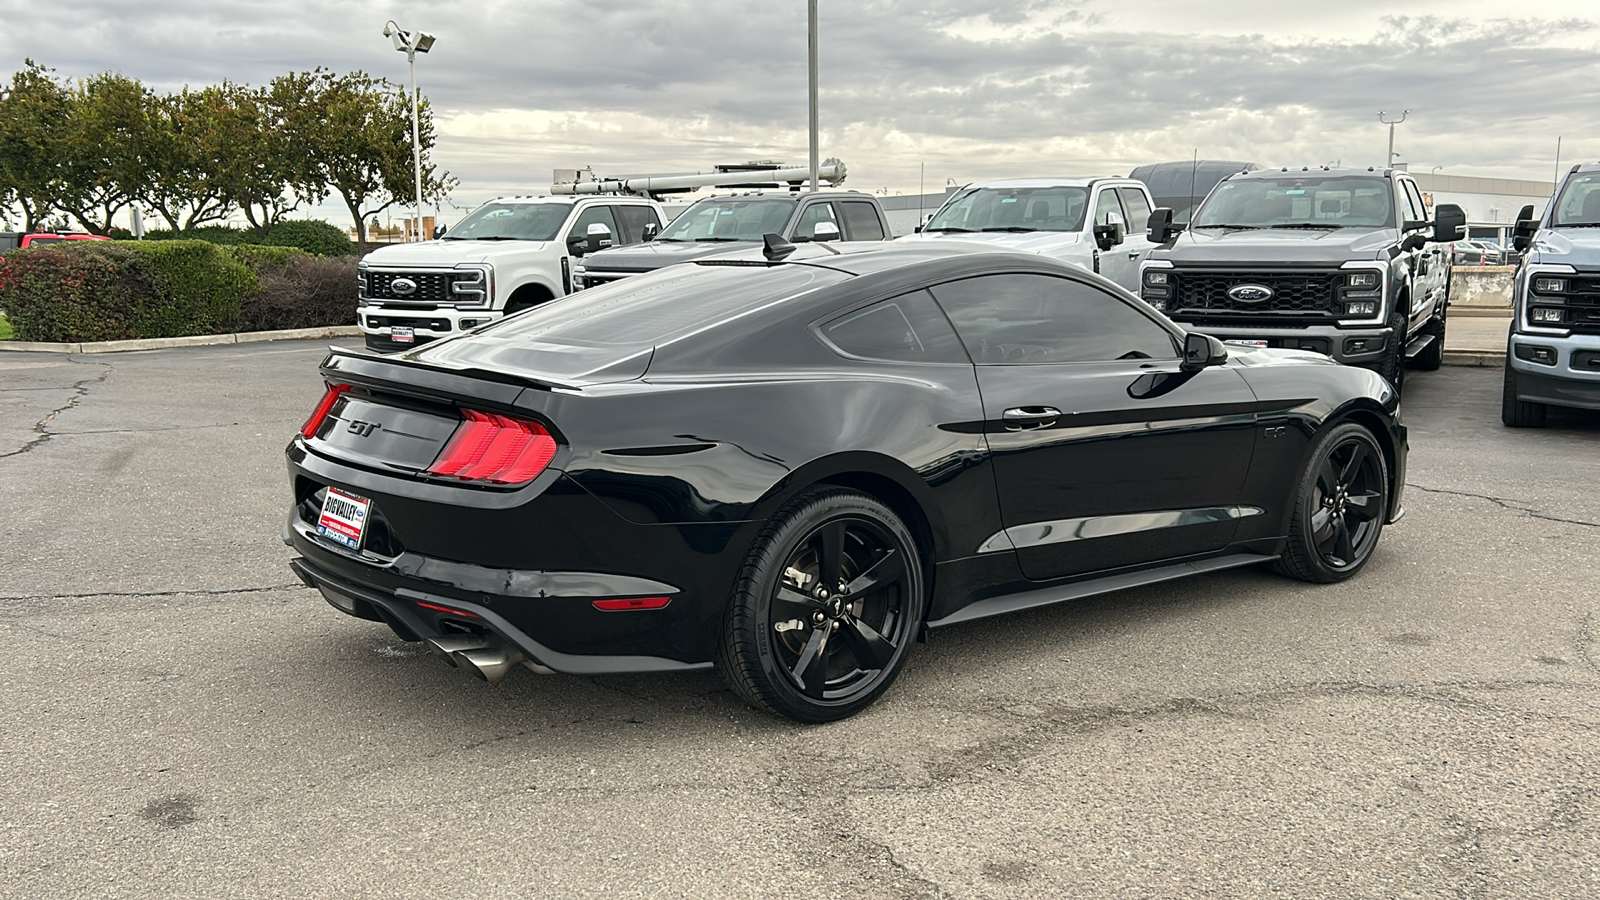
top-left (1442, 349), bottom-right (1504, 367)
top-left (0, 326), bottom-right (361, 354)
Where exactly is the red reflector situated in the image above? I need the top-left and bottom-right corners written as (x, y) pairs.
top-left (591, 596), bottom-right (672, 612)
top-left (427, 409), bottom-right (557, 485)
top-left (415, 600), bottom-right (480, 619)
top-left (300, 384), bottom-right (352, 439)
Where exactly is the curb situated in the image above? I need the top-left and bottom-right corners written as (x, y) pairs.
top-left (1442, 348), bottom-right (1504, 367)
top-left (0, 326), bottom-right (362, 354)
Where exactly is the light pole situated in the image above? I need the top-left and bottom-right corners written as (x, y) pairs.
top-left (807, 0), bottom-right (819, 193)
top-left (1378, 109), bottom-right (1409, 169)
top-left (383, 20), bottom-right (435, 241)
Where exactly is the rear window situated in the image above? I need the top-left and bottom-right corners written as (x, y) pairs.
top-left (468, 262), bottom-right (849, 349)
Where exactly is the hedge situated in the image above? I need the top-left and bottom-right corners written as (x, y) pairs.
top-left (144, 220), bottom-right (356, 257)
top-left (0, 241), bottom-right (255, 342)
top-left (0, 240), bottom-right (356, 342)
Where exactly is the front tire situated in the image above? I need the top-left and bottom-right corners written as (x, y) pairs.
top-left (1370, 311), bottom-right (1408, 392)
top-left (1273, 422), bottom-right (1390, 584)
top-left (1501, 360), bottom-right (1548, 427)
top-left (715, 489), bottom-right (925, 723)
top-left (1411, 307), bottom-right (1446, 371)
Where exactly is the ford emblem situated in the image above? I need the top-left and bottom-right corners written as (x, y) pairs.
top-left (390, 277), bottom-right (418, 296)
top-left (1227, 284), bottom-right (1274, 303)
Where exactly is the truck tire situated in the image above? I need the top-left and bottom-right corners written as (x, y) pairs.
top-left (1501, 359), bottom-right (1548, 427)
top-left (1411, 310), bottom-right (1446, 371)
top-left (1370, 312), bottom-right (1407, 392)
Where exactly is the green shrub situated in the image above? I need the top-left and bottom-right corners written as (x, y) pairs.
top-left (264, 219), bottom-right (355, 257)
top-left (143, 224), bottom-right (260, 245)
top-left (0, 240), bottom-right (256, 342)
top-left (236, 255), bottom-right (357, 331)
top-left (223, 243), bottom-right (308, 273)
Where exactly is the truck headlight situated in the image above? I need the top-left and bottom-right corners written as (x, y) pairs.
top-left (1143, 270), bottom-right (1168, 286)
top-left (1532, 277), bottom-right (1567, 294)
top-left (1347, 272), bottom-right (1379, 288)
top-left (1344, 300), bottom-right (1378, 317)
top-left (1530, 307), bottom-right (1565, 324)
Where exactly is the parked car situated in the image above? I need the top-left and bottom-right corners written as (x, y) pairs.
top-left (286, 240), bottom-right (1407, 722)
top-left (0, 232), bottom-right (111, 250)
top-left (1503, 164), bottom-right (1600, 426)
top-left (894, 177), bottom-right (1158, 293)
top-left (1451, 241), bottom-right (1490, 266)
top-left (1140, 166), bottom-right (1466, 390)
top-left (356, 195), bottom-right (666, 352)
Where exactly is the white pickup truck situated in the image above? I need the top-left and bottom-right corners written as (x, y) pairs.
top-left (894, 177), bottom-right (1157, 293)
top-left (356, 195), bottom-right (665, 351)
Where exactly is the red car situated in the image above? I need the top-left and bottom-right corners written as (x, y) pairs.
top-left (0, 232), bottom-right (112, 250)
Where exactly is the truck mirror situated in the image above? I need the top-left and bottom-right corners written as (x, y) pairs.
top-left (642, 222), bottom-right (660, 241)
top-left (1431, 203), bottom-right (1467, 244)
top-left (914, 212), bottom-right (935, 234)
top-left (1093, 220), bottom-right (1125, 251)
top-left (1512, 205), bottom-right (1538, 252)
top-left (586, 223), bottom-right (613, 254)
top-left (432, 224), bottom-right (447, 239)
top-left (1147, 208), bottom-right (1179, 243)
top-left (813, 221), bottom-right (841, 242)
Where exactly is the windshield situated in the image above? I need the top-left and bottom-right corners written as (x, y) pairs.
top-left (656, 198), bottom-right (796, 242)
top-left (443, 202), bottom-right (572, 241)
top-left (1552, 173), bottom-right (1600, 226)
top-left (925, 186), bottom-right (1089, 233)
top-left (1192, 176), bottom-right (1395, 229)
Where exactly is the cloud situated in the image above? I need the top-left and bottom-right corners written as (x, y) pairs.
top-left (4, 0), bottom-right (1596, 220)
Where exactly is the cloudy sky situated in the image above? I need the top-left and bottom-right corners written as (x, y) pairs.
top-left (6, 0), bottom-right (1599, 224)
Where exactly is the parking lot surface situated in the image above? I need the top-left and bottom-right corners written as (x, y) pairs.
top-left (2, 341), bottom-right (1597, 898)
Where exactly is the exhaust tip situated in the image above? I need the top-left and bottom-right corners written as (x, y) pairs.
top-left (425, 635), bottom-right (493, 668)
top-left (453, 645), bottom-right (527, 683)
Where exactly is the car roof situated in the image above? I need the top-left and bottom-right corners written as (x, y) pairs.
top-left (1231, 167), bottom-right (1395, 180)
top-left (959, 177), bottom-right (1132, 189)
top-left (699, 239), bottom-right (1067, 278)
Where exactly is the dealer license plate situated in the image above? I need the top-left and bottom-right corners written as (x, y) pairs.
top-left (390, 325), bottom-right (415, 343)
top-left (1234, 339), bottom-right (1269, 347)
top-left (317, 487), bottom-right (371, 550)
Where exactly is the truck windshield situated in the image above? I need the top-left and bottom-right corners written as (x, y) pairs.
top-left (924, 186), bottom-right (1089, 233)
top-left (443, 202), bottom-right (573, 241)
top-left (655, 198), bottom-right (796, 242)
top-left (1192, 176), bottom-right (1395, 229)
top-left (1551, 173), bottom-right (1600, 226)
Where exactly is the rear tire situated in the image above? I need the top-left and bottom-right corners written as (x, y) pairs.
top-left (1501, 360), bottom-right (1548, 427)
top-left (715, 489), bottom-right (925, 723)
top-left (1273, 422), bottom-right (1390, 584)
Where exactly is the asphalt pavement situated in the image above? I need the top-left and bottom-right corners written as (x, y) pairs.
top-left (1, 340), bottom-right (1597, 899)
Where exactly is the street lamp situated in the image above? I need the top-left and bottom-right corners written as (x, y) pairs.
top-left (1378, 109), bottom-right (1409, 169)
top-left (383, 20), bottom-right (435, 241)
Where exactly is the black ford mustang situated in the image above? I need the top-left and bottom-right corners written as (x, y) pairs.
top-left (285, 240), bottom-right (1405, 722)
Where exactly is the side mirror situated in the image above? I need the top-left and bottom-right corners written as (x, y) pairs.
top-left (1147, 207), bottom-right (1179, 243)
top-left (1432, 203), bottom-right (1467, 244)
top-left (914, 212), bottom-right (935, 234)
top-left (1181, 332), bottom-right (1229, 372)
top-left (433, 224), bottom-right (447, 239)
top-left (1401, 233), bottom-right (1427, 252)
top-left (585, 222), bottom-right (613, 254)
top-left (813, 221), bottom-right (841, 243)
top-left (1513, 209), bottom-right (1538, 252)
top-left (642, 222), bottom-right (660, 241)
top-left (1093, 219), bottom-right (1126, 251)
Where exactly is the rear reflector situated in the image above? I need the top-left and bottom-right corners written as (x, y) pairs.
top-left (301, 384), bottom-right (352, 439)
top-left (428, 410), bottom-right (557, 485)
top-left (415, 600), bottom-right (480, 619)
top-left (591, 596), bottom-right (672, 612)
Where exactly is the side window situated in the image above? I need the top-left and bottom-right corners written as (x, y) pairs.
top-left (816, 290), bottom-right (967, 364)
top-left (1093, 190), bottom-right (1126, 227)
top-left (613, 206), bottom-right (658, 245)
top-left (840, 201), bottom-right (886, 241)
top-left (792, 202), bottom-right (839, 241)
top-left (929, 273), bottom-right (1179, 364)
top-left (568, 205), bottom-right (619, 244)
top-left (1116, 188), bottom-right (1153, 234)
top-left (1401, 181), bottom-right (1428, 224)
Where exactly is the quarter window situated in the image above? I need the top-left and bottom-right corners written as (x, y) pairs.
top-left (929, 274), bottom-right (1179, 364)
top-left (817, 290), bottom-right (968, 364)
top-left (840, 201), bottom-right (885, 241)
top-left (1400, 181), bottom-right (1427, 225)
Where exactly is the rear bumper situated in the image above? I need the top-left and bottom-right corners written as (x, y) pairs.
top-left (1177, 321), bottom-right (1394, 366)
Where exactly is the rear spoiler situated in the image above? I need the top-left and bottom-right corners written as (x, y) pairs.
top-left (321, 347), bottom-right (575, 406)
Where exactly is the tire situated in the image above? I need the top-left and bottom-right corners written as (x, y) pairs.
top-left (1411, 305), bottom-right (1446, 371)
top-left (1272, 422), bottom-right (1390, 584)
top-left (1501, 360), bottom-right (1548, 427)
top-left (1369, 312), bottom-right (1407, 392)
top-left (715, 488), bottom-right (925, 723)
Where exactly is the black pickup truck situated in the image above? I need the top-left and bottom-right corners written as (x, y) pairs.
top-left (1138, 167), bottom-right (1466, 390)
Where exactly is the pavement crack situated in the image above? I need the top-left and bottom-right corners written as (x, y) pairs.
top-left (1407, 483), bottom-right (1600, 529)
top-left (0, 357), bottom-right (113, 459)
top-left (0, 583), bottom-right (304, 602)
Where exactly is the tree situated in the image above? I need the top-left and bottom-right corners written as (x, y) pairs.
top-left (142, 84), bottom-right (254, 231)
top-left (57, 72), bottom-right (157, 234)
top-left (0, 61), bottom-right (72, 230)
top-left (291, 69), bottom-right (451, 245)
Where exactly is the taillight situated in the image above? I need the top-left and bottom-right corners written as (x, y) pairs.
top-left (427, 410), bottom-right (557, 485)
top-left (301, 384), bottom-right (352, 439)
top-left (592, 597), bottom-right (672, 611)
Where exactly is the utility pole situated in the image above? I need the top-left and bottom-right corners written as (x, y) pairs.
top-left (1379, 109), bottom-right (1409, 168)
top-left (1554, 136), bottom-right (1563, 188)
top-left (808, 0), bottom-right (819, 193)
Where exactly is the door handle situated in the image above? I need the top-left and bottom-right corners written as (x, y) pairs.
top-left (1002, 406), bottom-right (1062, 430)
top-left (1128, 250), bottom-right (1141, 259)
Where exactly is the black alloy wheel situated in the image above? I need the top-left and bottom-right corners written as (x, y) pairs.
top-left (1274, 422), bottom-right (1390, 584)
top-left (716, 489), bottom-right (924, 722)
top-left (1501, 358), bottom-right (1548, 427)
